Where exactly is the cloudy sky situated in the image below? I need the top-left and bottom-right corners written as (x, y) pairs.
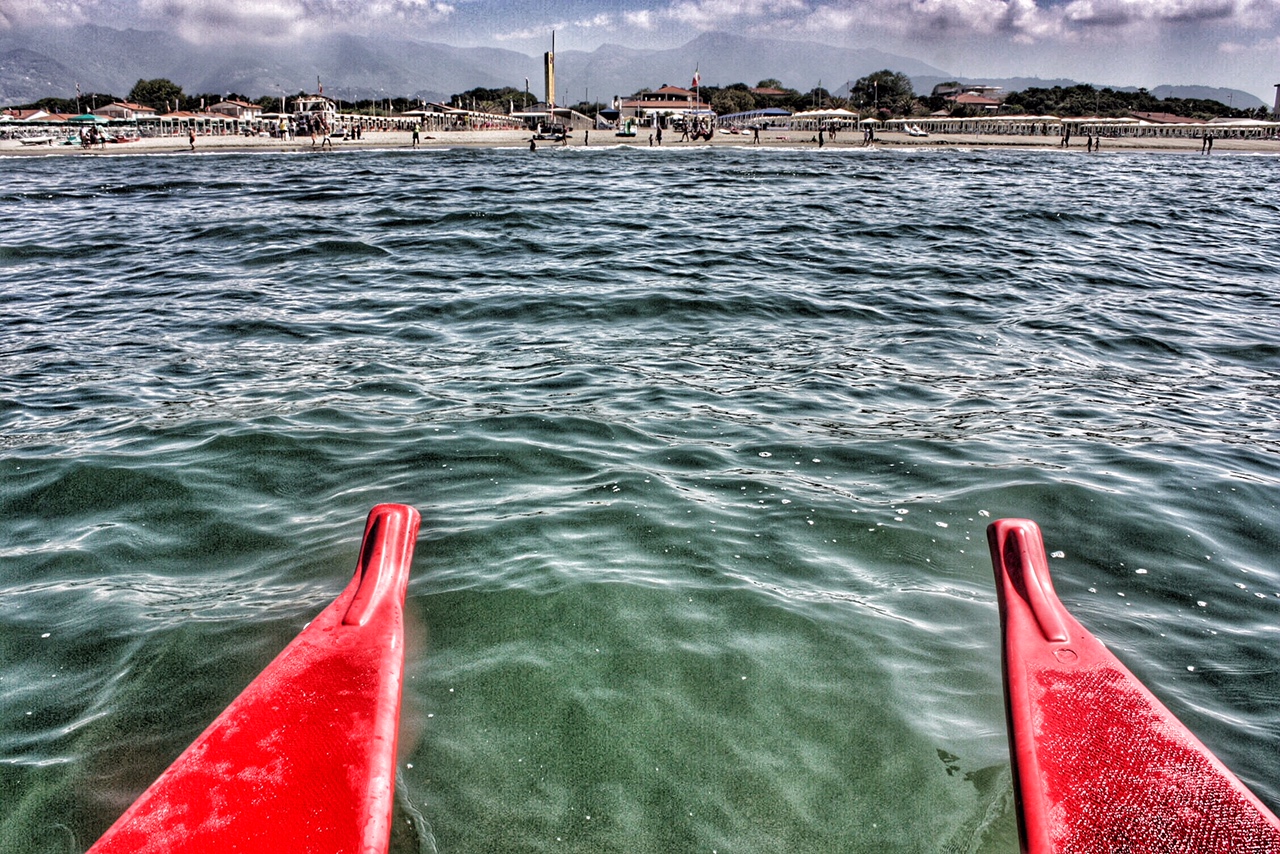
top-left (3, 0), bottom-right (1278, 101)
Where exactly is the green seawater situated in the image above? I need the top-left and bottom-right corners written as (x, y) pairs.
top-left (2, 146), bottom-right (1278, 852)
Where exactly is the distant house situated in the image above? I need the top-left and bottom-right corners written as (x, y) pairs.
top-left (1129, 111), bottom-right (1202, 125)
top-left (93, 101), bottom-right (157, 120)
top-left (621, 85), bottom-right (710, 122)
top-left (949, 92), bottom-right (1002, 110)
top-left (210, 99), bottom-right (262, 120)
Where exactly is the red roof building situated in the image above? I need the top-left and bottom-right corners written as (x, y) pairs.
top-left (949, 92), bottom-right (1002, 109)
top-left (620, 85), bottom-right (709, 120)
top-left (1129, 111), bottom-right (1203, 125)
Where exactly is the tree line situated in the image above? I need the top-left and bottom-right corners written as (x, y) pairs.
top-left (11, 78), bottom-right (425, 116)
top-left (11, 74), bottom-right (1270, 121)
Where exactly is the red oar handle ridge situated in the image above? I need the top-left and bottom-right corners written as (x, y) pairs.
top-left (88, 503), bottom-right (422, 854)
top-left (988, 518), bottom-right (1280, 854)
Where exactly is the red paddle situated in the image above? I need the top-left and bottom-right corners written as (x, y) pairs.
top-left (88, 503), bottom-right (421, 854)
top-left (989, 518), bottom-right (1280, 854)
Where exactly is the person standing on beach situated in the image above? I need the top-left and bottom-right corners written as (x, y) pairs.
top-left (188, 127), bottom-right (196, 151)
top-left (412, 122), bottom-right (420, 148)
top-left (656, 124), bottom-right (663, 146)
top-left (752, 125), bottom-right (760, 144)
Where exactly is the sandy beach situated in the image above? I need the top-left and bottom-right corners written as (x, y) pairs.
top-left (4, 125), bottom-right (1280, 157)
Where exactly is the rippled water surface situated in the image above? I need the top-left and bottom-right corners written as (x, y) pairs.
top-left (3, 145), bottom-right (1280, 853)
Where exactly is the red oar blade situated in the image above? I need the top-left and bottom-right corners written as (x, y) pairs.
top-left (989, 518), bottom-right (1280, 854)
top-left (88, 503), bottom-right (422, 854)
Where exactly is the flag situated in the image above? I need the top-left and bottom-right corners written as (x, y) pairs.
top-left (691, 66), bottom-right (701, 89)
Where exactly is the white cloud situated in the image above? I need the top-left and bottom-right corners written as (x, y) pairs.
top-left (137, 0), bottom-right (306, 40)
top-left (493, 20), bottom-right (571, 41)
top-left (134, 0), bottom-right (454, 42)
top-left (1219, 31), bottom-right (1280, 51)
top-left (624, 9), bottom-right (657, 28)
top-left (576, 12), bottom-right (614, 28)
top-left (1062, 0), bottom-right (1237, 26)
top-left (628, 0), bottom-right (1278, 45)
top-left (664, 0), bottom-right (807, 29)
top-left (0, 0), bottom-right (93, 29)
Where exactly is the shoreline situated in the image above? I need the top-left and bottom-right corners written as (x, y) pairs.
top-left (4, 127), bottom-right (1278, 157)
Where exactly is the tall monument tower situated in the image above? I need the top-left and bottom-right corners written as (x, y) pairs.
top-left (544, 32), bottom-right (556, 110)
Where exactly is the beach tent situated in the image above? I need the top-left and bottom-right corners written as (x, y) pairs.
top-left (789, 108), bottom-right (860, 131)
top-left (717, 107), bottom-right (791, 128)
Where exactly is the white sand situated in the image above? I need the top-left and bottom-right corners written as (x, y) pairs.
top-left (3, 126), bottom-right (1277, 156)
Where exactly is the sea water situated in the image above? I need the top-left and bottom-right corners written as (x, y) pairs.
top-left (2, 144), bottom-right (1279, 853)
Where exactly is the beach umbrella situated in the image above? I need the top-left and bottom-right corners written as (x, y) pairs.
top-left (70, 114), bottom-right (110, 124)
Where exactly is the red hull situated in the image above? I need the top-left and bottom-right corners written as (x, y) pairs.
top-left (88, 503), bottom-right (421, 854)
top-left (989, 518), bottom-right (1280, 854)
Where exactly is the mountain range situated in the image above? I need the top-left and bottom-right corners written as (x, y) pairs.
top-left (0, 26), bottom-right (1266, 111)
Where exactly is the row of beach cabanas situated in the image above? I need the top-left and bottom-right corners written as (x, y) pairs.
top-left (713, 107), bottom-right (1279, 139)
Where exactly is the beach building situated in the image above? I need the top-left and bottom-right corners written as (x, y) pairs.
top-left (4, 109), bottom-right (50, 121)
top-left (789, 108), bottom-right (861, 132)
top-left (880, 112), bottom-right (1280, 140)
top-left (948, 92), bottom-right (1002, 111)
top-left (210, 100), bottom-right (263, 121)
top-left (93, 101), bottom-right (157, 121)
top-left (620, 85), bottom-right (711, 125)
top-left (717, 107), bottom-right (792, 131)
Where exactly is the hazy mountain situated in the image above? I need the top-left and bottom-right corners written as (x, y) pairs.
top-left (912, 75), bottom-right (1084, 97)
top-left (1150, 84), bottom-right (1265, 110)
top-left (560, 31), bottom-right (950, 98)
top-left (0, 48), bottom-right (78, 104)
top-left (911, 75), bottom-right (1267, 110)
top-left (0, 25), bottom-right (1264, 112)
top-left (0, 26), bottom-right (944, 106)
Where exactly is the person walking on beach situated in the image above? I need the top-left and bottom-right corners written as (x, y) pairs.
top-left (752, 125), bottom-right (760, 144)
top-left (188, 127), bottom-right (196, 151)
